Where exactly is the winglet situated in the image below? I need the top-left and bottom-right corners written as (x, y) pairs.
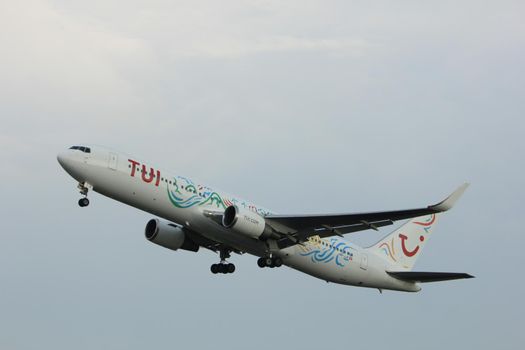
top-left (429, 183), bottom-right (469, 212)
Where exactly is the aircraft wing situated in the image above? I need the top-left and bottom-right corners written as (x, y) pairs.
top-left (267, 183), bottom-right (469, 249)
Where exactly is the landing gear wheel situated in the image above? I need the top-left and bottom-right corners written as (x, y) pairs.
top-left (210, 263), bottom-right (235, 274)
top-left (78, 198), bottom-right (90, 207)
top-left (257, 257), bottom-right (266, 268)
top-left (227, 263), bottom-right (235, 273)
top-left (258, 256), bottom-right (283, 268)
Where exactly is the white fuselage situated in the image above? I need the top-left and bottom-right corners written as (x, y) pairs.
top-left (57, 145), bottom-right (420, 292)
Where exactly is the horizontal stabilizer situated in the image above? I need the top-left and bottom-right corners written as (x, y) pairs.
top-left (388, 271), bottom-right (474, 283)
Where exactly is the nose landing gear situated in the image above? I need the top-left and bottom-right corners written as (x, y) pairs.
top-left (77, 182), bottom-right (93, 207)
top-left (211, 249), bottom-right (236, 274)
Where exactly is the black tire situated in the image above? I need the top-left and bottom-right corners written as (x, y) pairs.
top-left (220, 264), bottom-right (228, 274)
top-left (227, 264), bottom-right (235, 273)
top-left (265, 257), bottom-right (273, 267)
top-left (210, 264), bottom-right (219, 274)
top-left (273, 257), bottom-right (283, 267)
top-left (78, 198), bottom-right (89, 207)
top-left (257, 258), bottom-right (266, 268)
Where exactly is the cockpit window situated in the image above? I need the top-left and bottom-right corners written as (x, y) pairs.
top-left (69, 146), bottom-right (91, 153)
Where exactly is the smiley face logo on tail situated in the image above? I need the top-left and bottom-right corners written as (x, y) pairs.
top-left (399, 234), bottom-right (425, 257)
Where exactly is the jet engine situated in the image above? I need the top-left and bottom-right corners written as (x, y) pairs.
top-left (222, 205), bottom-right (277, 239)
top-left (145, 219), bottom-right (199, 252)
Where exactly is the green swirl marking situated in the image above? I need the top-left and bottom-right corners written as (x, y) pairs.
top-left (185, 184), bottom-right (197, 194)
top-left (167, 187), bottom-right (202, 208)
top-left (167, 177), bottom-right (226, 210)
top-left (200, 192), bottom-right (226, 209)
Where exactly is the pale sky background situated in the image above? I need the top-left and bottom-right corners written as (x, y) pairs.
top-left (1, 1), bottom-right (524, 349)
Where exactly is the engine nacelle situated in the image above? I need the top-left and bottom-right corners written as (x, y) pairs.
top-left (222, 205), bottom-right (275, 239)
top-left (145, 219), bottom-right (199, 252)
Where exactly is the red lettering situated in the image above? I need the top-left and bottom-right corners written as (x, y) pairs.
top-left (128, 159), bottom-right (140, 177)
top-left (129, 160), bottom-right (161, 187)
top-left (141, 164), bottom-right (155, 183)
top-left (155, 169), bottom-right (161, 187)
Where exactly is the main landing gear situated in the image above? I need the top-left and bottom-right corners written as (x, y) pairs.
top-left (210, 263), bottom-right (235, 274)
top-left (77, 182), bottom-right (92, 207)
top-left (211, 249), bottom-right (236, 274)
top-left (257, 256), bottom-right (283, 268)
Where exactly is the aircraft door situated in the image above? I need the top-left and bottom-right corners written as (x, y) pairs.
top-left (360, 253), bottom-right (368, 270)
top-left (108, 152), bottom-right (118, 170)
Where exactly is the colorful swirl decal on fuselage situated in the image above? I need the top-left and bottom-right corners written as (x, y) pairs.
top-left (167, 176), bottom-right (225, 209)
top-left (166, 176), bottom-right (271, 215)
top-left (300, 237), bottom-right (354, 267)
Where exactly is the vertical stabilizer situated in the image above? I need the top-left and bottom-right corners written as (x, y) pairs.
top-left (368, 214), bottom-right (439, 270)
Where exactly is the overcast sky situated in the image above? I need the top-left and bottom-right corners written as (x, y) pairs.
top-left (1, 1), bottom-right (524, 349)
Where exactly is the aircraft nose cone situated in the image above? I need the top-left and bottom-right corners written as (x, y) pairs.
top-left (57, 151), bottom-right (66, 166)
top-left (57, 151), bottom-right (72, 169)
top-left (57, 149), bottom-right (84, 180)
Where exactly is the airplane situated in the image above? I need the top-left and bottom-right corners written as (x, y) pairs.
top-left (57, 144), bottom-right (474, 293)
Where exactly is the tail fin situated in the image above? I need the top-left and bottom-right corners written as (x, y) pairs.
top-left (368, 183), bottom-right (468, 270)
top-left (369, 214), bottom-right (439, 270)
